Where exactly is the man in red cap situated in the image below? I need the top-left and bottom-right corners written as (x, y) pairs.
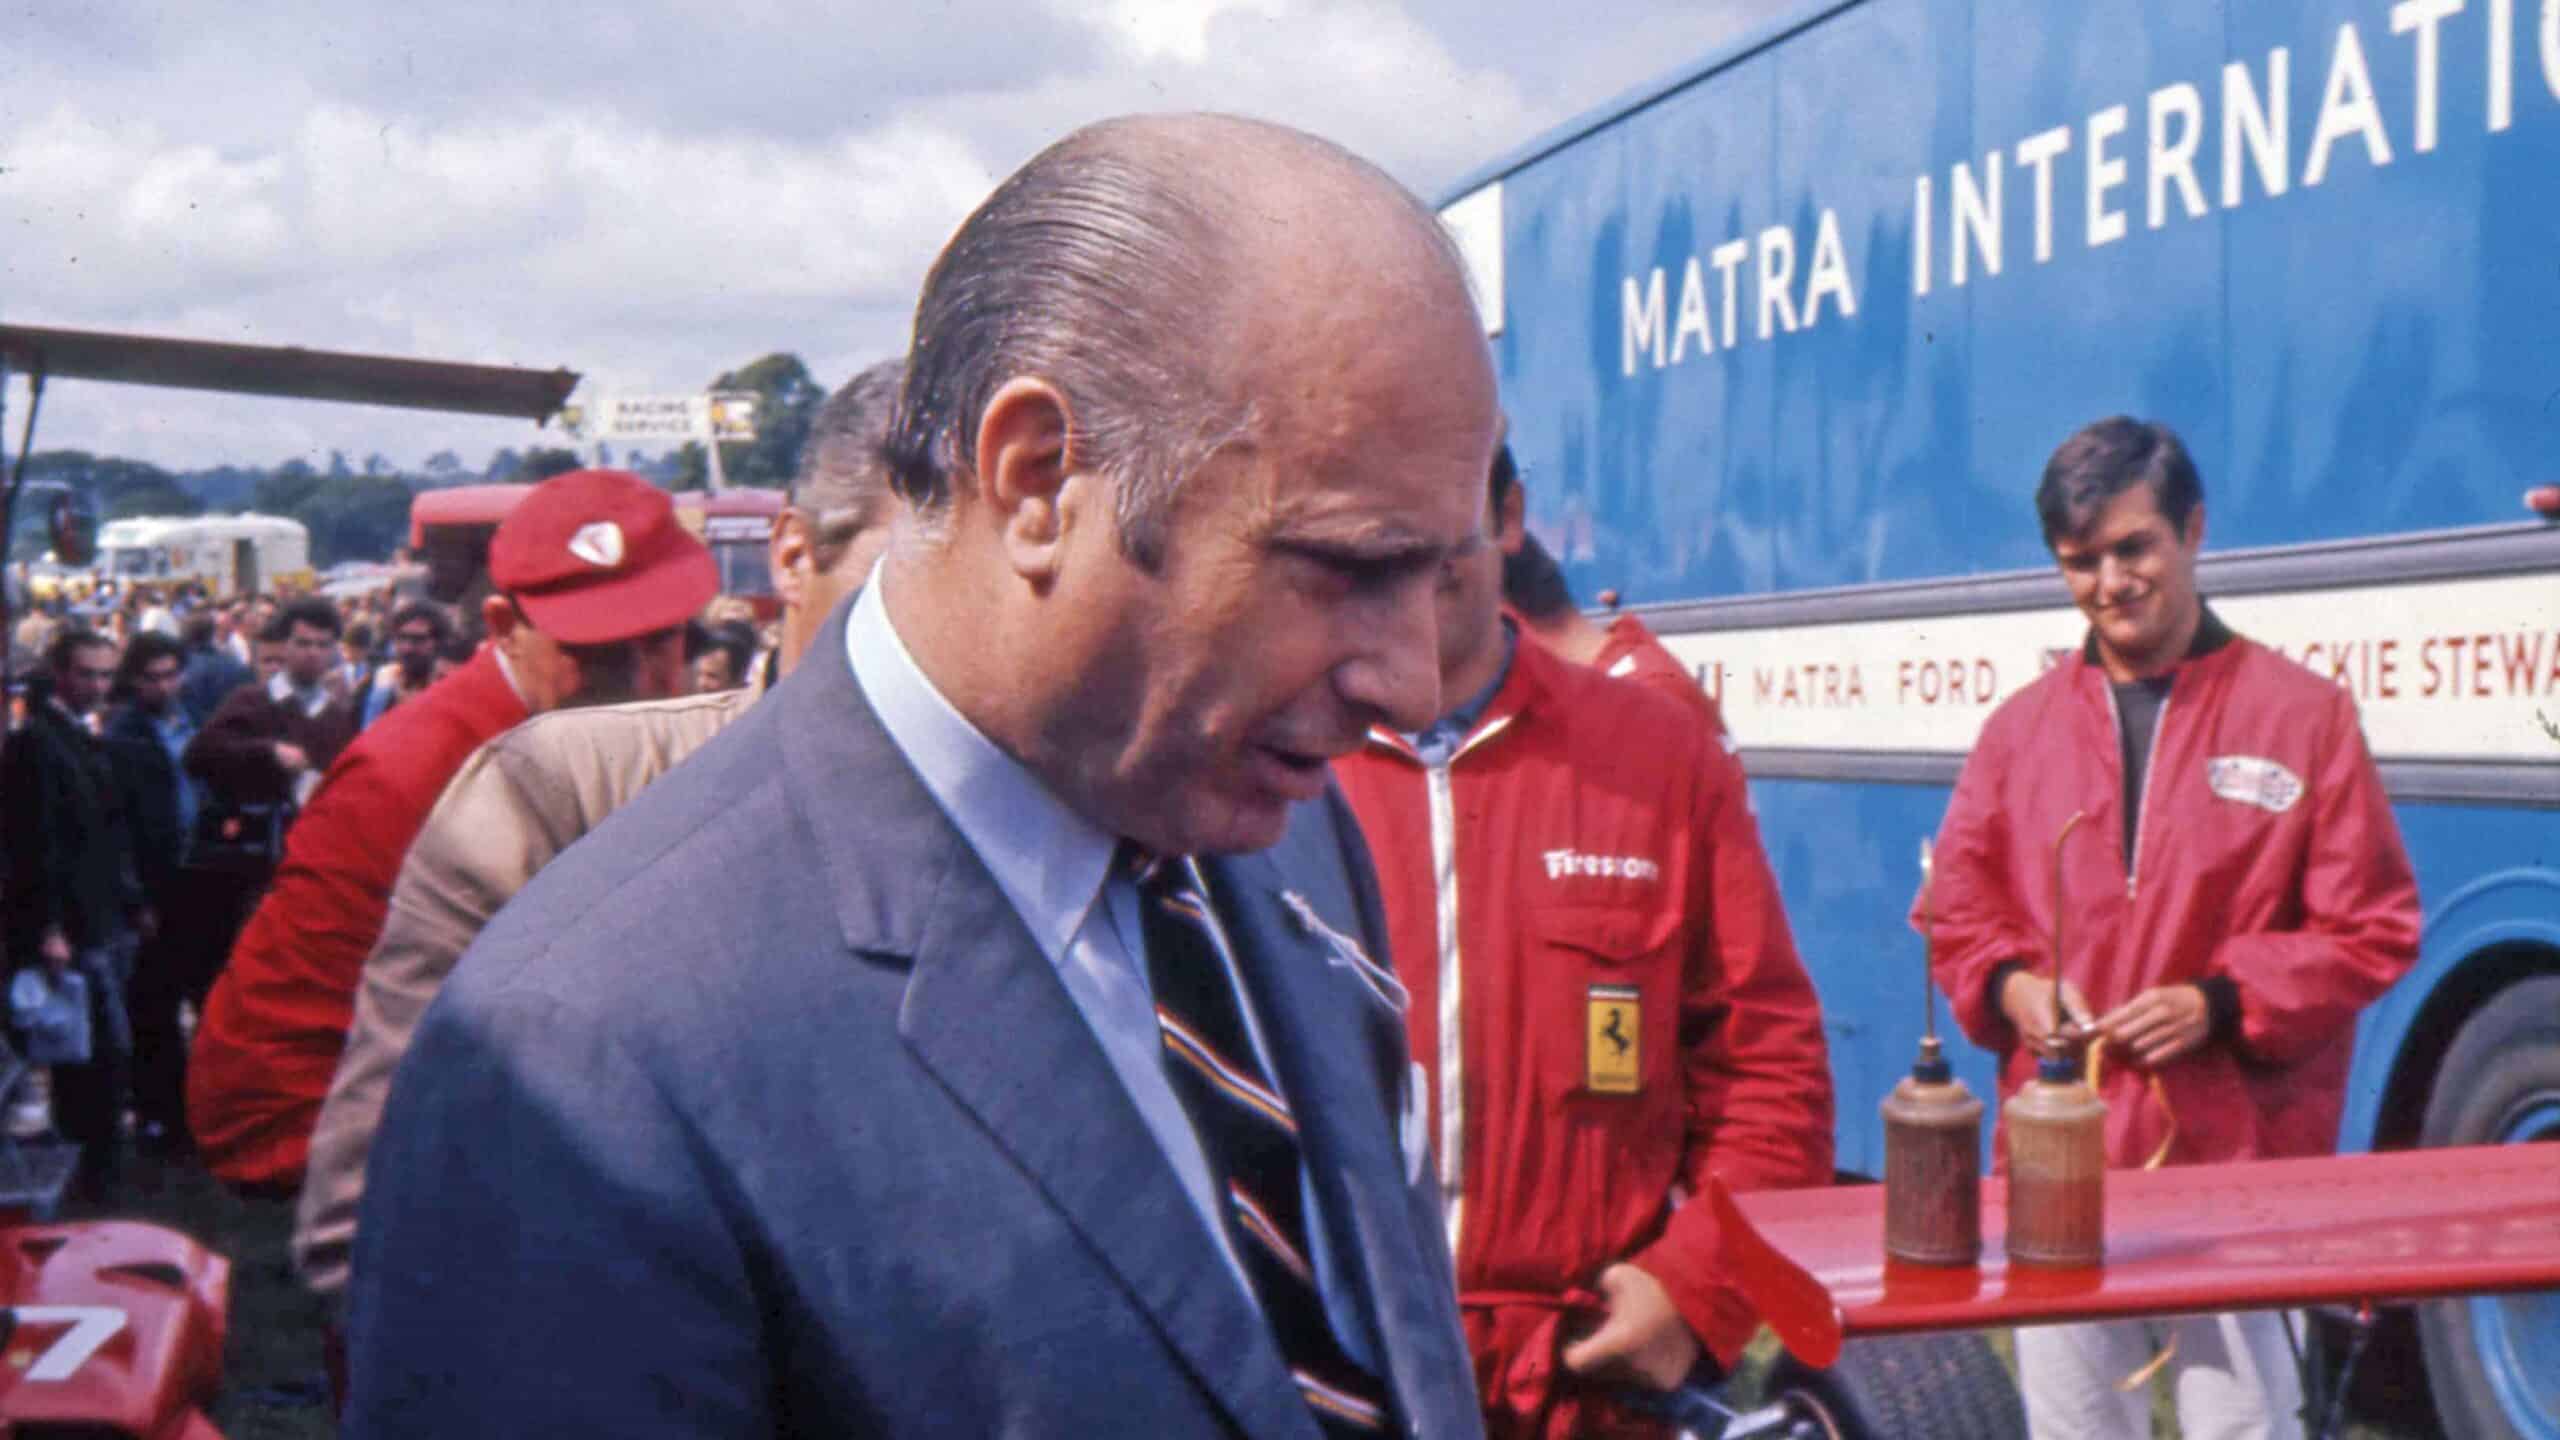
top-left (188, 469), bottom-right (712, 1191)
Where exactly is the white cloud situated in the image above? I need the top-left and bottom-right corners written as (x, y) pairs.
top-left (2, 0), bottom-right (1798, 473)
top-left (986, 0), bottom-right (1533, 190)
top-left (2, 96), bottom-right (993, 466)
top-left (1082, 0), bottom-right (1291, 63)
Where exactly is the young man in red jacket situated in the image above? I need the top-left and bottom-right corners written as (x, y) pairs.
top-left (1920, 417), bottom-right (2419, 1440)
top-left (188, 470), bottom-right (713, 1191)
top-left (1334, 451), bottom-right (1833, 1437)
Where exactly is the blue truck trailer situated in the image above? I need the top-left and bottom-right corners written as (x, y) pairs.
top-left (1438, 0), bottom-right (2560, 1432)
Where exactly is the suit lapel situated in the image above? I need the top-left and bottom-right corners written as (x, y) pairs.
top-left (775, 605), bottom-right (1317, 1440)
top-left (1212, 848), bottom-right (1480, 1440)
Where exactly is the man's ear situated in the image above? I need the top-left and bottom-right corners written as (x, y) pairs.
top-left (480, 593), bottom-right (520, 647)
top-left (769, 509), bottom-right (815, 612)
top-left (2181, 502), bottom-right (2207, 553)
top-left (972, 377), bottom-right (1075, 582)
top-left (1495, 478), bottom-right (1529, 559)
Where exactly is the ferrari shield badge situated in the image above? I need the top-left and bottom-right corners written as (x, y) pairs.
top-left (1586, 983), bottom-right (1642, 1094)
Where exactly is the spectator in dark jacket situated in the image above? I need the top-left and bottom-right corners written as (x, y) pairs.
top-left (176, 598), bottom-right (358, 1032)
top-left (104, 631), bottom-right (205, 1152)
top-left (3, 629), bottom-right (145, 1195)
top-left (186, 598), bottom-right (358, 813)
top-left (104, 633), bottom-right (196, 904)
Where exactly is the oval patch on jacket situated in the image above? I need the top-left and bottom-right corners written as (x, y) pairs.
top-left (2206, 755), bottom-right (2303, 814)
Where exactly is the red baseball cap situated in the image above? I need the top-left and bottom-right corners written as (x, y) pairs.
top-left (487, 469), bottom-right (719, 645)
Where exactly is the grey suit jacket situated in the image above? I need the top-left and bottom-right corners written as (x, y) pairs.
top-left (342, 602), bottom-right (1481, 1439)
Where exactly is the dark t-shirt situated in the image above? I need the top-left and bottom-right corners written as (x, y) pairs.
top-left (2112, 674), bottom-right (2175, 871)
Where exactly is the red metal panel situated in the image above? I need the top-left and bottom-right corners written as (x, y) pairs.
top-left (408, 483), bottom-right (536, 547)
top-left (1724, 1144), bottom-right (2560, 1348)
top-left (0, 1221), bottom-right (231, 1439)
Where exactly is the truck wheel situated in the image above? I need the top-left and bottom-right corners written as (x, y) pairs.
top-left (1764, 1332), bottom-right (2026, 1440)
top-left (2416, 974), bottom-right (2560, 1440)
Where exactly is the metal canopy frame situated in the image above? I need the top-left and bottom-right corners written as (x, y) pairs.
top-left (2, 324), bottom-right (581, 697)
top-left (0, 325), bottom-right (577, 421)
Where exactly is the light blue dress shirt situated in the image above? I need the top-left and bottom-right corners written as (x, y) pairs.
top-left (845, 574), bottom-right (1372, 1363)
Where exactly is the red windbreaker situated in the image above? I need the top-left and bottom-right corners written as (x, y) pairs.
top-left (1919, 629), bottom-right (2419, 1169)
top-left (1335, 637), bottom-right (1832, 1436)
top-left (189, 648), bottom-right (528, 1190)
top-left (1590, 614), bottom-right (1730, 739)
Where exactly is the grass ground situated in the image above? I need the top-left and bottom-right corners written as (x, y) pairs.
top-left (64, 1150), bottom-right (335, 1440)
top-left (65, 1154), bottom-right (2449, 1440)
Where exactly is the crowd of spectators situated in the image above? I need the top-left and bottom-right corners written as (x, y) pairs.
top-left (0, 497), bottom-right (787, 1203)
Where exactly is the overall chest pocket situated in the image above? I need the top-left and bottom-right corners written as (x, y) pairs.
top-left (1526, 906), bottom-right (1682, 1104)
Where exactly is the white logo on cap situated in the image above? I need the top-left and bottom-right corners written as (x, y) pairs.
top-left (568, 521), bottom-right (625, 569)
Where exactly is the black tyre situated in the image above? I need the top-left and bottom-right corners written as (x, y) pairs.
top-left (2415, 974), bottom-right (2560, 1440)
top-left (1764, 1332), bottom-right (2027, 1440)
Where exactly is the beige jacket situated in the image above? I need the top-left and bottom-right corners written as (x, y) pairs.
top-left (294, 681), bottom-right (761, 1299)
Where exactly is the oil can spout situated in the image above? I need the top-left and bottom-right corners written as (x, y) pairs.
top-left (2047, 811), bottom-right (2093, 1045)
top-left (1918, 837), bottom-right (1942, 1049)
top-left (1883, 836), bottom-right (1983, 1268)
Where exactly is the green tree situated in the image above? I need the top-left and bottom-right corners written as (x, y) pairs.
top-left (512, 447), bottom-right (584, 482)
top-left (95, 458), bottom-right (198, 519)
top-left (295, 473), bottom-right (417, 566)
top-left (255, 459), bottom-right (323, 517)
top-left (181, 464), bottom-right (261, 511)
top-left (15, 450), bottom-right (202, 521)
top-left (670, 353), bottom-right (825, 492)
top-left (101, 472), bottom-right (201, 520)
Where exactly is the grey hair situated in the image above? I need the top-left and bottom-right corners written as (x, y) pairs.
top-left (883, 114), bottom-right (1459, 570)
top-left (792, 357), bottom-right (906, 561)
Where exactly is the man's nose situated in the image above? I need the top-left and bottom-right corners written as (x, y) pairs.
top-left (1335, 585), bottom-right (1442, 736)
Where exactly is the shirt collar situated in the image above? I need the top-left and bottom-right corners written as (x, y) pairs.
top-left (490, 644), bottom-right (525, 707)
top-left (844, 566), bottom-right (1118, 967)
top-left (1407, 618), bottom-right (1517, 762)
top-left (2081, 600), bottom-right (2235, 670)
top-left (267, 669), bottom-right (329, 717)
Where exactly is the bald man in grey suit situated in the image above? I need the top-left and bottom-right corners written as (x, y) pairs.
top-left (345, 114), bottom-right (1500, 1439)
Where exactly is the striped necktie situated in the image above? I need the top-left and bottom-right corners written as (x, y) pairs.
top-left (1129, 850), bottom-right (1395, 1437)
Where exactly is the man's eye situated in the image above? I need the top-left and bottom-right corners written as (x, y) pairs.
top-left (1345, 554), bottom-right (1438, 592)
top-left (1302, 551), bottom-right (1388, 589)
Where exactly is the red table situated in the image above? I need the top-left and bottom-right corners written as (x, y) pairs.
top-left (1714, 1143), bottom-right (2560, 1368)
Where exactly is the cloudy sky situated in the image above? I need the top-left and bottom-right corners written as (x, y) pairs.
top-left (4, 0), bottom-right (1792, 474)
